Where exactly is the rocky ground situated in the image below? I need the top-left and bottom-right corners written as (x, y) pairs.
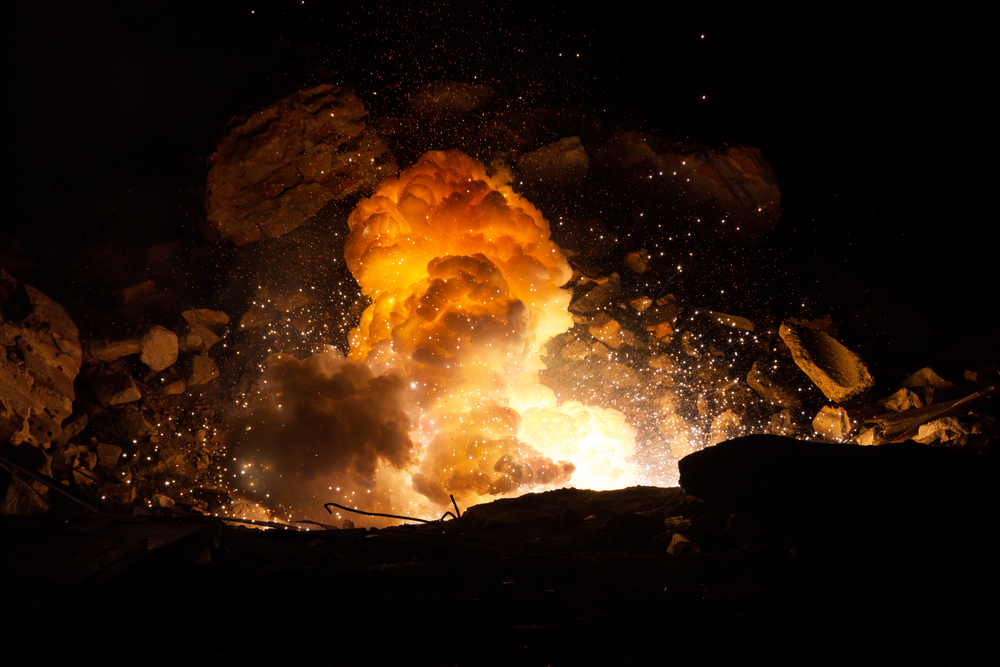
top-left (1, 80), bottom-right (997, 662)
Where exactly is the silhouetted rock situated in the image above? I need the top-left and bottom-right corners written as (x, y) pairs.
top-left (678, 434), bottom-right (993, 525)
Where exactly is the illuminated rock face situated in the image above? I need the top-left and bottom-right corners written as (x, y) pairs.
top-left (345, 150), bottom-right (636, 508)
top-left (204, 85), bottom-right (396, 245)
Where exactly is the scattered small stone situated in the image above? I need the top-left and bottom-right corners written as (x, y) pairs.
top-left (877, 388), bottom-right (924, 413)
top-left (140, 325), bottom-right (179, 372)
top-left (163, 380), bottom-right (185, 395)
top-left (765, 410), bottom-right (797, 436)
top-left (900, 367), bottom-right (962, 393)
top-left (570, 274), bottom-right (621, 314)
top-left (913, 417), bottom-right (970, 447)
top-left (630, 296), bottom-right (653, 313)
top-left (624, 249), bottom-right (650, 274)
top-left (855, 427), bottom-right (887, 447)
top-left (813, 406), bottom-right (852, 441)
top-left (87, 338), bottom-right (142, 363)
top-left (588, 313), bottom-right (623, 349)
top-left (188, 355), bottom-right (220, 385)
top-left (96, 443), bottom-right (123, 468)
top-left (92, 370), bottom-right (142, 408)
top-left (152, 493), bottom-right (176, 508)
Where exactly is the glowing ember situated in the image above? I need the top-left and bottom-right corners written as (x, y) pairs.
top-left (232, 150), bottom-right (638, 522)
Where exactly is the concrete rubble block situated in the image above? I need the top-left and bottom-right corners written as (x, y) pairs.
top-left (179, 308), bottom-right (229, 353)
top-left (188, 355), bottom-right (220, 385)
top-left (205, 84), bottom-right (396, 245)
top-left (913, 417), bottom-right (970, 447)
top-left (163, 381), bottom-right (185, 395)
top-left (569, 274), bottom-right (621, 314)
top-left (92, 370), bottom-right (142, 408)
top-left (587, 312), bottom-right (623, 349)
top-left (1, 271), bottom-right (81, 448)
top-left (86, 338), bottom-right (142, 363)
top-left (778, 321), bottom-right (874, 403)
top-left (96, 443), bottom-right (123, 468)
top-left (747, 356), bottom-right (801, 408)
top-left (409, 80), bottom-right (496, 116)
top-left (517, 137), bottom-right (590, 186)
top-left (629, 296), bottom-right (653, 313)
top-left (900, 367), bottom-right (961, 393)
top-left (765, 409), bottom-right (798, 437)
top-left (813, 406), bottom-right (853, 441)
top-left (139, 325), bottom-right (178, 372)
top-left (855, 427), bottom-right (887, 447)
top-left (624, 249), bottom-right (650, 275)
top-left (877, 388), bottom-right (925, 413)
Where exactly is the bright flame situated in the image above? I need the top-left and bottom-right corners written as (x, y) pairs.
top-left (345, 150), bottom-right (636, 510)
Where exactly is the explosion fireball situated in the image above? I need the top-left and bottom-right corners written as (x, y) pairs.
top-left (232, 150), bottom-right (638, 522)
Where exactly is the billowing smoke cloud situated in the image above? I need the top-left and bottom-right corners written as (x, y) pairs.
top-left (229, 348), bottom-right (416, 515)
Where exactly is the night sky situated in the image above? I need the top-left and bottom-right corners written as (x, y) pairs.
top-left (4, 1), bottom-right (996, 379)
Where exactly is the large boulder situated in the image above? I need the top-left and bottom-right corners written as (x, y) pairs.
top-left (678, 434), bottom-right (993, 524)
top-left (205, 85), bottom-right (397, 245)
top-left (1, 271), bottom-right (81, 447)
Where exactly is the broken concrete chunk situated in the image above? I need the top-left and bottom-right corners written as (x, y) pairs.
top-left (900, 367), bottom-right (961, 393)
top-left (877, 388), bottom-right (925, 413)
top-left (813, 406), bottom-right (852, 441)
top-left (855, 427), bottom-right (887, 447)
top-left (570, 274), bottom-right (621, 314)
top-left (913, 417), bottom-right (970, 447)
top-left (179, 309), bottom-right (228, 353)
top-left (163, 380), bottom-right (185, 395)
top-left (188, 355), bottom-right (220, 385)
top-left (629, 296), bottom-right (653, 313)
top-left (765, 410), bottom-right (798, 437)
top-left (1, 271), bottom-right (81, 449)
top-left (624, 249), bottom-right (651, 275)
top-left (779, 321), bottom-right (874, 403)
top-left (205, 85), bottom-right (396, 244)
top-left (517, 137), bottom-right (590, 186)
top-left (140, 326), bottom-right (179, 372)
top-left (96, 443), bottom-right (123, 468)
top-left (87, 338), bottom-right (142, 363)
top-left (92, 370), bottom-right (142, 408)
top-left (588, 312), bottom-right (623, 349)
